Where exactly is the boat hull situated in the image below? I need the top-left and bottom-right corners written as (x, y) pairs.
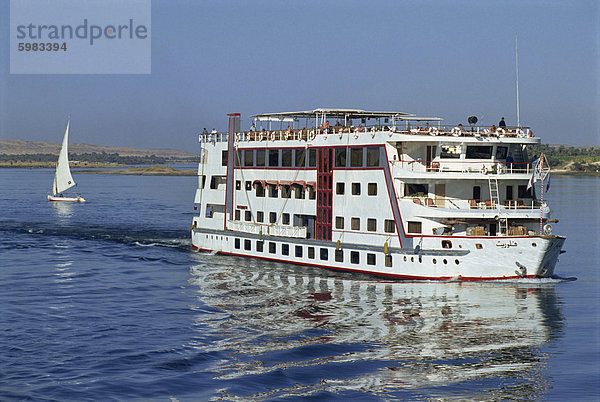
top-left (191, 229), bottom-right (565, 281)
top-left (47, 194), bottom-right (86, 202)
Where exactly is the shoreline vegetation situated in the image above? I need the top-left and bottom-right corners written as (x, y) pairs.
top-left (1, 140), bottom-right (598, 176)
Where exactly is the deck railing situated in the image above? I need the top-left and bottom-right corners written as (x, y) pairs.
top-left (408, 197), bottom-right (543, 211)
top-left (198, 125), bottom-right (533, 144)
top-left (226, 220), bottom-right (307, 238)
top-left (390, 159), bottom-right (533, 175)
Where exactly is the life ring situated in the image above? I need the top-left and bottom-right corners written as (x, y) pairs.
top-left (543, 223), bottom-right (552, 235)
top-left (428, 127), bottom-right (438, 135)
top-left (269, 131), bottom-right (276, 141)
top-left (451, 127), bottom-right (460, 135)
top-left (354, 131), bottom-right (359, 139)
top-left (284, 132), bottom-right (289, 140)
top-left (235, 133), bottom-right (241, 143)
top-left (308, 130), bottom-right (316, 141)
top-left (516, 129), bottom-right (525, 137)
top-left (497, 127), bottom-right (505, 135)
top-left (481, 165), bottom-right (488, 174)
top-left (258, 132), bottom-right (264, 141)
top-left (371, 127), bottom-right (376, 138)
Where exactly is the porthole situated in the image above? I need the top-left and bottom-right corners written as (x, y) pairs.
top-left (411, 256), bottom-right (414, 262)
top-left (532, 242), bottom-right (537, 247)
top-left (476, 243), bottom-right (483, 249)
top-left (443, 259), bottom-right (447, 264)
top-left (455, 259), bottom-right (460, 265)
top-left (404, 256), bottom-right (407, 262)
top-left (432, 258), bottom-right (437, 264)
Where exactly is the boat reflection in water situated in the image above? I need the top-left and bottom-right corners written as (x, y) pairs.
top-left (188, 255), bottom-right (564, 399)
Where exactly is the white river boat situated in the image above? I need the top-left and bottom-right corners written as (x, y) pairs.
top-left (191, 109), bottom-right (565, 280)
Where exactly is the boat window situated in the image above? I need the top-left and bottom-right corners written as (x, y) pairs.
top-left (235, 180), bottom-right (241, 190)
top-left (367, 218), bottom-right (377, 232)
top-left (295, 245), bottom-right (303, 258)
top-left (282, 244), bottom-right (289, 256)
top-left (270, 212), bottom-right (277, 223)
top-left (269, 242), bottom-right (276, 253)
top-left (366, 147), bottom-right (380, 167)
top-left (234, 209), bottom-right (240, 220)
top-left (293, 184), bottom-right (305, 199)
top-left (320, 248), bottom-right (328, 260)
top-left (404, 183), bottom-right (428, 197)
top-left (244, 150), bottom-right (254, 166)
top-left (368, 183), bottom-right (377, 196)
top-left (244, 211), bottom-right (252, 221)
top-left (442, 240), bottom-right (452, 249)
top-left (350, 148), bottom-right (363, 167)
top-left (256, 149), bottom-right (266, 167)
top-left (295, 149), bottom-right (306, 167)
top-left (466, 146), bottom-right (493, 159)
top-left (308, 187), bottom-right (316, 200)
top-left (518, 185), bottom-right (533, 199)
top-left (210, 175), bottom-right (226, 189)
top-left (350, 251), bottom-right (359, 264)
top-left (335, 148), bottom-right (347, 167)
top-left (352, 183), bottom-right (361, 195)
top-left (308, 149), bottom-right (317, 167)
top-left (281, 185), bottom-right (291, 198)
top-left (336, 182), bottom-right (345, 195)
top-left (385, 254), bottom-right (392, 267)
top-left (268, 184), bottom-right (277, 198)
top-left (308, 247), bottom-right (315, 259)
top-left (234, 238), bottom-right (240, 249)
top-left (475, 243), bottom-right (483, 249)
top-left (495, 146), bottom-right (508, 159)
top-left (335, 216), bottom-right (344, 229)
top-left (256, 241), bottom-right (264, 252)
top-left (245, 181), bottom-right (251, 191)
top-left (282, 149), bottom-right (293, 167)
top-left (269, 149), bottom-right (279, 167)
top-left (201, 175), bottom-right (206, 189)
top-left (335, 250), bottom-right (344, 262)
top-left (351, 217), bottom-right (360, 230)
top-left (367, 253), bottom-right (376, 266)
top-left (282, 213), bottom-right (290, 225)
top-left (244, 239), bottom-right (251, 251)
top-left (440, 145), bottom-right (462, 159)
top-left (407, 221), bottom-right (422, 234)
top-left (257, 211), bottom-right (264, 222)
top-left (222, 150), bottom-right (228, 166)
top-left (473, 186), bottom-right (481, 200)
top-left (255, 182), bottom-right (265, 197)
top-left (506, 185), bottom-right (513, 200)
top-left (384, 219), bottom-right (395, 233)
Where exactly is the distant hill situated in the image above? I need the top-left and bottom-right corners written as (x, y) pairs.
top-left (0, 139), bottom-right (197, 159)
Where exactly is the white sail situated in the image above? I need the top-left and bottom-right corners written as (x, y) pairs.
top-left (52, 120), bottom-right (76, 195)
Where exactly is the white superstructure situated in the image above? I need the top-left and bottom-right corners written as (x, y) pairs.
top-left (191, 109), bottom-right (565, 280)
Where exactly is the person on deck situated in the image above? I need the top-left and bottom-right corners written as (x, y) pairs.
top-left (250, 123), bottom-right (256, 132)
top-left (505, 153), bottom-right (514, 170)
top-left (499, 117), bottom-right (506, 128)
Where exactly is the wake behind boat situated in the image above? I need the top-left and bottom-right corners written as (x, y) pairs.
top-left (48, 119), bottom-right (86, 203)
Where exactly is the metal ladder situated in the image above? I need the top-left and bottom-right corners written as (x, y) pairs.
top-left (488, 176), bottom-right (508, 235)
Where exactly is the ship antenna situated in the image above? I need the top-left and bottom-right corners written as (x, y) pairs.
top-left (515, 34), bottom-right (521, 128)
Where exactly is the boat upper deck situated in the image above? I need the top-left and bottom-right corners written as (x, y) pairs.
top-left (199, 108), bottom-right (538, 145)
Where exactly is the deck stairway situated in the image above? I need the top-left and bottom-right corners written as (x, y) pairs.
top-left (488, 176), bottom-right (508, 235)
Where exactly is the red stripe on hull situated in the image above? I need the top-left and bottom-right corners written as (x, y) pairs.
top-left (190, 244), bottom-right (541, 282)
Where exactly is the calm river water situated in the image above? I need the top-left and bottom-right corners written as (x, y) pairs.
top-left (1, 169), bottom-right (598, 400)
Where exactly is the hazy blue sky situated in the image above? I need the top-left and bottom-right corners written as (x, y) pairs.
top-left (1, 0), bottom-right (598, 150)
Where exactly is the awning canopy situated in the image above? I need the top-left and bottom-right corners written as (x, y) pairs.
top-left (251, 108), bottom-right (419, 121)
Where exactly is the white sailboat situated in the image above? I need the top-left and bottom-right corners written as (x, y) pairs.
top-left (47, 119), bottom-right (86, 202)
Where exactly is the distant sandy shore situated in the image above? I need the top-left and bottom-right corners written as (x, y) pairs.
top-left (77, 166), bottom-right (196, 176)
